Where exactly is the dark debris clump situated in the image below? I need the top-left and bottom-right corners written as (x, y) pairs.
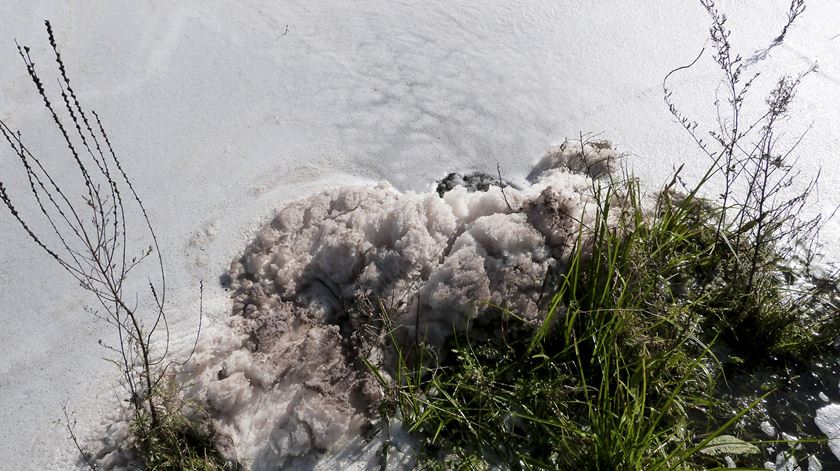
top-left (435, 171), bottom-right (508, 197)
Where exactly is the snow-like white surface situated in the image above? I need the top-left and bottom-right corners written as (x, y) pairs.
top-left (2, 1), bottom-right (840, 469)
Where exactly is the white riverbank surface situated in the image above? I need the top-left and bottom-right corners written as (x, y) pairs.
top-left (2, 1), bottom-right (840, 469)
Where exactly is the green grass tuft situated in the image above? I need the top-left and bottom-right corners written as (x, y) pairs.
top-left (367, 160), bottom-right (838, 469)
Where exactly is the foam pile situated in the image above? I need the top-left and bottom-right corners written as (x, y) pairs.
top-left (175, 140), bottom-right (617, 468)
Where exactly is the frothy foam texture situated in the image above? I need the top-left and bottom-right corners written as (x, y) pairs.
top-left (91, 140), bottom-right (619, 469)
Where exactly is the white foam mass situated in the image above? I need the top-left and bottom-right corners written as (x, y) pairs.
top-left (760, 420), bottom-right (777, 437)
top-left (166, 141), bottom-right (618, 468)
top-left (815, 404), bottom-right (840, 463)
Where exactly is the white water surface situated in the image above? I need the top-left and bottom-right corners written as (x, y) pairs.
top-left (2, 1), bottom-right (840, 469)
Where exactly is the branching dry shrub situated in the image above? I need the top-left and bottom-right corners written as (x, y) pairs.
top-left (0, 21), bottom-right (224, 470)
top-left (663, 0), bottom-right (837, 360)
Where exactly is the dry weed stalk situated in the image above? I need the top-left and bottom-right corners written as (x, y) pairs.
top-left (0, 20), bottom-right (203, 462)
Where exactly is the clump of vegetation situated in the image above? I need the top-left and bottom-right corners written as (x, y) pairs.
top-left (366, 0), bottom-right (839, 469)
top-left (369, 170), bottom-right (743, 469)
top-left (0, 21), bottom-right (230, 470)
top-left (132, 377), bottom-right (235, 471)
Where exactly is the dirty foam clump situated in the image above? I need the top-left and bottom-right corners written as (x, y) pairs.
top-left (179, 140), bottom-right (618, 468)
